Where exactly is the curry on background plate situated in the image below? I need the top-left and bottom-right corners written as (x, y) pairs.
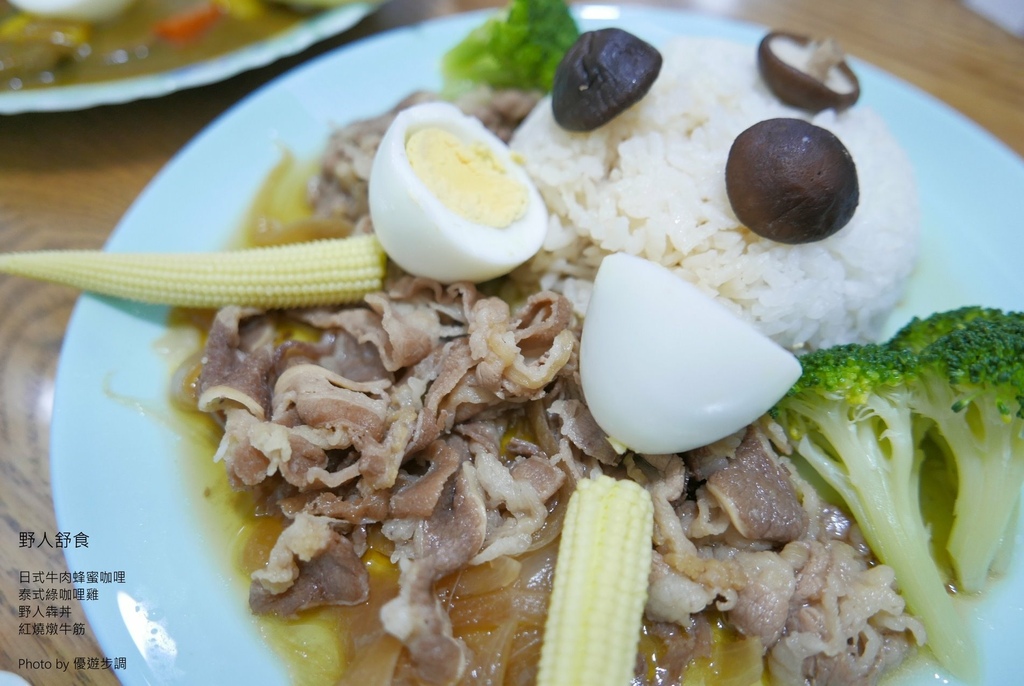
top-left (0, 0), bottom-right (370, 91)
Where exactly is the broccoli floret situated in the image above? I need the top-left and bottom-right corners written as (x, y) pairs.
top-left (771, 310), bottom-right (1024, 679)
top-left (888, 305), bottom-right (1010, 353)
top-left (774, 343), bottom-right (977, 680)
top-left (440, 0), bottom-right (579, 95)
top-left (905, 315), bottom-right (1024, 594)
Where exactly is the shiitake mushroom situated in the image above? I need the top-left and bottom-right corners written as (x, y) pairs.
top-left (551, 28), bottom-right (662, 132)
top-left (725, 118), bottom-right (859, 244)
top-left (758, 31), bottom-right (860, 113)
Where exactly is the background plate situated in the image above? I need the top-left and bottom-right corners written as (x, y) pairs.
top-left (0, 1), bottom-right (379, 114)
top-left (51, 5), bottom-right (1024, 685)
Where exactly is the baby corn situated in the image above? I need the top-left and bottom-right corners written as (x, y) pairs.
top-left (538, 475), bottom-right (655, 686)
top-left (0, 235), bottom-right (387, 309)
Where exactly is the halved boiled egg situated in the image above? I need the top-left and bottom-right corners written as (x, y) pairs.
top-left (580, 253), bottom-right (802, 455)
top-left (9, 0), bottom-right (135, 22)
top-left (368, 101), bottom-right (548, 283)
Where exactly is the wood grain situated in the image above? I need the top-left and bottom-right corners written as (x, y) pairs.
top-left (0, 0), bottom-right (1021, 683)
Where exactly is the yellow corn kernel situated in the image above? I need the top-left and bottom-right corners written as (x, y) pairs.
top-left (538, 475), bottom-right (655, 686)
top-left (0, 235), bottom-right (387, 309)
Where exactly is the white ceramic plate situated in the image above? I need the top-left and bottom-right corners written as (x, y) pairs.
top-left (0, 1), bottom-right (380, 114)
top-left (51, 5), bottom-right (1024, 685)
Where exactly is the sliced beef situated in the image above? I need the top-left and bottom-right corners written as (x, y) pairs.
top-left (272, 364), bottom-right (389, 440)
top-left (765, 535), bottom-right (924, 684)
top-left (278, 432), bottom-right (330, 489)
top-left (645, 551), bottom-right (718, 626)
top-left (633, 618), bottom-right (712, 685)
top-left (510, 455), bottom-right (565, 503)
top-left (504, 437), bottom-right (547, 460)
top-left (471, 449), bottom-right (549, 564)
top-left (249, 531), bottom-right (369, 618)
top-left (215, 408), bottom-right (271, 488)
top-left (705, 426), bottom-right (808, 543)
top-left (456, 88), bottom-right (543, 142)
top-left (321, 295), bottom-right (438, 373)
top-left (390, 438), bottom-right (467, 519)
top-left (512, 289), bottom-right (573, 354)
top-left (727, 550), bottom-right (797, 647)
top-left (316, 329), bottom-right (391, 382)
top-left (549, 398), bottom-right (619, 465)
top-left (380, 465), bottom-right (488, 685)
top-left (198, 307), bottom-right (275, 419)
top-left (468, 293), bottom-right (576, 396)
top-left (310, 91), bottom-right (436, 225)
top-left (302, 489), bottom-right (391, 525)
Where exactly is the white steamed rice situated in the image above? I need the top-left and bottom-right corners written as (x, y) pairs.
top-left (509, 36), bottom-right (920, 351)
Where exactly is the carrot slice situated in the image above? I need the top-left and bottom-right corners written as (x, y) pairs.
top-left (153, 3), bottom-right (225, 45)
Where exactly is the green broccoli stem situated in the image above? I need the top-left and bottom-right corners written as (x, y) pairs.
top-left (938, 415), bottom-right (1024, 593)
top-left (790, 396), bottom-right (979, 681)
top-left (990, 495), bottom-right (1020, 577)
top-left (913, 374), bottom-right (1024, 593)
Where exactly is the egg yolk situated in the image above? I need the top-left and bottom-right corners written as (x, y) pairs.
top-left (405, 127), bottom-right (528, 229)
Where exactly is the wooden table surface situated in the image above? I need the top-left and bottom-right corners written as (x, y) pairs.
top-left (1, 0), bottom-right (1022, 683)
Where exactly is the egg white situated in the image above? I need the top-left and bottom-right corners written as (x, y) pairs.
top-left (9, 0), bottom-right (136, 22)
top-left (580, 253), bottom-right (802, 454)
top-left (368, 101), bottom-right (548, 284)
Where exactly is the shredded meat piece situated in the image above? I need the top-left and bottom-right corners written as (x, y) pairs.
top-left (302, 489), bottom-right (391, 525)
top-left (251, 512), bottom-right (337, 593)
top-left (705, 426), bottom-right (808, 542)
top-left (390, 438), bottom-right (468, 520)
top-left (456, 87), bottom-right (543, 142)
top-left (549, 398), bottom-right (619, 465)
top-left (272, 364), bottom-right (389, 439)
top-left (249, 529), bottom-right (369, 618)
top-left (380, 465), bottom-right (488, 685)
top-left (321, 291), bottom-right (444, 373)
top-left (278, 431), bottom-right (330, 489)
top-left (198, 307), bottom-right (275, 419)
top-left (214, 408), bottom-right (271, 487)
top-left (313, 329), bottom-right (391, 382)
top-left (633, 617), bottom-right (712, 685)
top-left (632, 424), bottom-right (922, 684)
top-left (645, 551), bottom-right (718, 625)
top-left (510, 455), bottom-right (565, 503)
top-left (727, 550), bottom-right (797, 647)
top-left (769, 539), bottom-right (924, 685)
top-left (310, 91), bottom-right (436, 226)
top-left (468, 292), bottom-right (575, 396)
top-left (201, 277), bottom-right (583, 682)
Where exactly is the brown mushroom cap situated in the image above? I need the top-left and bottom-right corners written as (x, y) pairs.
top-left (758, 31), bottom-right (860, 113)
top-left (551, 28), bottom-right (663, 132)
top-left (725, 118), bottom-right (859, 245)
